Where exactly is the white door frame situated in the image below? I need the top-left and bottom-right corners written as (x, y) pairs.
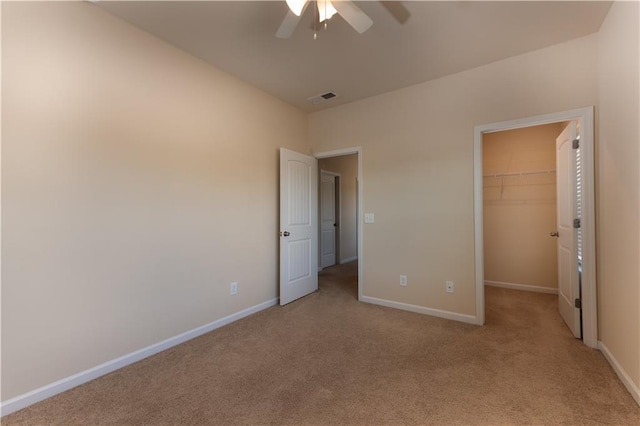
top-left (320, 170), bottom-right (341, 268)
top-left (314, 147), bottom-right (363, 301)
top-left (474, 107), bottom-right (597, 348)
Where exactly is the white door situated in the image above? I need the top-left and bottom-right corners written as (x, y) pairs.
top-left (320, 172), bottom-right (337, 268)
top-left (279, 148), bottom-right (318, 305)
top-left (556, 122), bottom-right (581, 338)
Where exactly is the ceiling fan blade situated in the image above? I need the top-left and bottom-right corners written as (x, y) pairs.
top-left (332, 0), bottom-right (373, 34)
top-left (380, 1), bottom-right (410, 24)
top-left (276, 9), bottom-right (303, 38)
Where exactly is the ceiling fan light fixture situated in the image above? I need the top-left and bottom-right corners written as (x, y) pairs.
top-left (286, 0), bottom-right (309, 16)
top-left (277, 0), bottom-right (374, 39)
top-left (318, 0), bottom-right (338, 23)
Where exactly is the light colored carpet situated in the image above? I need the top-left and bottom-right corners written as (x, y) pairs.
top-left (4, 262), bottom-right (639, 425)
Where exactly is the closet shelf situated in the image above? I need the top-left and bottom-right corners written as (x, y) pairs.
top-left (483, 169), bottom-right (556, 178)
top-left (483, 182), bottom-right (555, 188)
top-left (484, 199), bottom-right (556, 205)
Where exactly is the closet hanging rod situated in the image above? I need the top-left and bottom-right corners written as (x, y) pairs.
top-left (483, 169), bottom-right (556, 178)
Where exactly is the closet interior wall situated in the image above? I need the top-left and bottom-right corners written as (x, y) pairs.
top-left (483, 123), bottom-right (566, 292)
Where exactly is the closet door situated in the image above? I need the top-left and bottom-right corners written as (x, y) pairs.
top-left (555, 122), bottom-right (581, 338)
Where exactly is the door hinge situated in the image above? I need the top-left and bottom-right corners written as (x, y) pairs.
top-left (574, 298), bottom-right (582, 309)
top-left (572, 139), bottom-right (580, 149)
top-left (573, 218), bottom-right (581, 229)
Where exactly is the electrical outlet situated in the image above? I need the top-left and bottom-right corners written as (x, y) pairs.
top-left (400, 275), bottom-right (407, 286)
top-left (446, 281), bottom-right (454, 293)
top-left (230, 282), bottom-right (238, 295)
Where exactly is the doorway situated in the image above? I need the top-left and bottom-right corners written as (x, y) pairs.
top-left (278, 147), bottom-right (362, 306)
top-left (482, 123), bottom-right (562, 295)
top-left (473, 107), bottom-right (597, 348)
top-left (314, 148), bottom-right (363, 300)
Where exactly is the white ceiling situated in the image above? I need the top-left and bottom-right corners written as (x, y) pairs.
top-left (95, 1), bottom-right (612, 112)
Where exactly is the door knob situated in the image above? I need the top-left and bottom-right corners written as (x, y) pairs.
top-left (280, 231), bottom-right (290, 237)
top-left (550, 232), bottom-right (559, 237)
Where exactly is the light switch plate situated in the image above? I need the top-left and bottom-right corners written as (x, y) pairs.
top-left (364, 213), bottom-right (375, 224)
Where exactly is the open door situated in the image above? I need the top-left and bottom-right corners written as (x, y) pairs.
top-left (556, 122), bottom-right (581, 338)
top-left (279, 148), bottom-right (318, 305)
top-left (320, 171), bottom-right (338, 268)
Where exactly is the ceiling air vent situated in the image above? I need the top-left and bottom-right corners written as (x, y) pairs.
top-left (307, 91), bottom-right (338, 105)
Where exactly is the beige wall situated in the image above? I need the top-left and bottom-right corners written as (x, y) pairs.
top-left (4, 0), bottom-right (639, 409)
top-left (596, 1), bottom-right (640, 389)
top-left (483, 124), bottom-right (562, 290)
top-left (1, 2), bottom-right (308, 400)
top-left (309, 34), bottom-right (598, 317)
top-left (319, 155), bottom-right (358, 263)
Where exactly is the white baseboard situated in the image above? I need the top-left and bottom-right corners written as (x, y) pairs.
top-left (340, 256), bottom-right (358, 264)
top-left (361, 295), bottom-right (480, 325)
top-left (0, 298), bottom-right (279, 417)
top-left (598, 341), bottom-right (640, 407)
top-left (484, 280), bottom-right (558, 294)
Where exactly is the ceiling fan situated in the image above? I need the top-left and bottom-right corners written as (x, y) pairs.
top-left (276, 0), bottom-right (375, 39)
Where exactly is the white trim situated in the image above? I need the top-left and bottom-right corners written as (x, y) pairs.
top-left (598, 341), bottom-right (640, 407)
top-left (0, 298), bottom-right (278, 417)
top-left (340, 256), bottom-right (358, 264)
top-left (474, 125), bottom-right (485, 325)
top-left (314, 147), bottom-right (360, 159)
top-left (313, 147), bottom-right (363, 301)
top-left (0, 1), bottom-right (4, 411)
top-left (361, 296), bottom-right (481, 325)
top-left (474, 107), bottom-right (597, 348)
top-left (484, 280), bottom-right (558, 294)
